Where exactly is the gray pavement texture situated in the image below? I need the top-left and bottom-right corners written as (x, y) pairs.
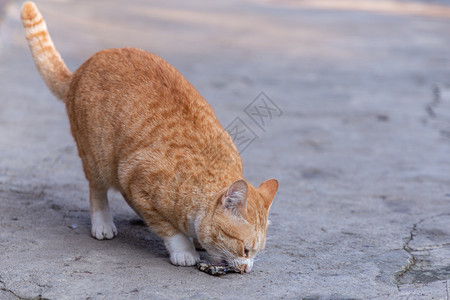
top-left (1, 0), bottom-right (450, 299)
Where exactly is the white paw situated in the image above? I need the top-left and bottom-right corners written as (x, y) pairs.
top-left (91, 222), bottom-right (118, 240)
top-left (164, 233), bottom-right (199, 266)
top-left (170, 251), bottom-right (200, 266)
top-left (91, 210), bottom-right (118, 240)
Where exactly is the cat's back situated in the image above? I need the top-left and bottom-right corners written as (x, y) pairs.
top-left (66, 47), bottom-right (221, 143)
top-left (67, 47), bottom-right (214, 119)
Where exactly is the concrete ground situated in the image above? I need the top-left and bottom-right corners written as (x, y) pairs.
top-left (1, 0), bottom-right (450, 299)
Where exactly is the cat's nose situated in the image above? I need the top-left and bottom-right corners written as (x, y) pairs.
top-left (244, 264), bottom-right (251, 273)
top-left (244, 261), bottom-right (253, 273)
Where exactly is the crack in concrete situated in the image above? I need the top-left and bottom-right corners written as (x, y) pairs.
top-left (395, 214), bottom-right (450, 286)
top-left (1, 287), bottom-right (25, 300)
top-left (0, 287), bottom-right (48, 300)
top-left (394, 221), bottom-right (419, 288)
top-left (0, 277), bottom-right (48, 300)
top-left (1, 278), bottom-right (25, 300)
top-left (411, 242), bottom-right (450, 251)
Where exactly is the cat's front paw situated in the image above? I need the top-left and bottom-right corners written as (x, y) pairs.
top-left (164, 233), bottom-right (199, 266)
top-left (170, 251), bottom-right (200, 266)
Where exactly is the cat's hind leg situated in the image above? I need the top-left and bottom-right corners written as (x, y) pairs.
top-left (89, 185), bottom-right (117, 240)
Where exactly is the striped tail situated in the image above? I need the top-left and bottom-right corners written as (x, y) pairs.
top-left (21, 1), bottom-right (72, 101)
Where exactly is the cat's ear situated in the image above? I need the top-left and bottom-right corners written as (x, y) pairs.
top-left (222, 179), bottom-right (248, 218)
top-left (257, 179), bottom-right (278, 211)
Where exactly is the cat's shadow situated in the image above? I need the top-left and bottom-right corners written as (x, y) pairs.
top-left (47, 199), bottom-right (170, 260)
top-left (115, 215), bottom-right (209, 261)
top-left (108, 214), bottom-right (169, 259)
top-left (38, 191), bottom-right (206, 263)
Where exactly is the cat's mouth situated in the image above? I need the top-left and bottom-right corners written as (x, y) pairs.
top-left (210, 256), bottom-right (232, 267)
top-left (218, 259), bottom-right (229, 267)
top-left (208, 257), bottom-right (250, 273)
top-left (210, 258), bottom-right (229, 267)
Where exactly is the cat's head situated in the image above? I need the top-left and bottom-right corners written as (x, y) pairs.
top-left (198, 179), bottom-right (278, 273)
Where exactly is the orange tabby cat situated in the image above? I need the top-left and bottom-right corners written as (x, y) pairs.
top-left (21, 1), bottom-right (278, 273)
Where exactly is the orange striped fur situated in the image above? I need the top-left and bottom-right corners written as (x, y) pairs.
top-left (21, 1), bottom-right (278, 272)
top-left (21, 2), bottom-right (71, 100)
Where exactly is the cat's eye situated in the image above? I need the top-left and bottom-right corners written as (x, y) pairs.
top-left (244, 248), bottom-right (250, 258)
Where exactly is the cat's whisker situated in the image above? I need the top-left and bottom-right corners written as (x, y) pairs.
top-left (253, 256), bottom-right (266, 263)
top-left (211, 242), bottom-right (235, 262)
top-left (215, 244), bottom-right (235, 262)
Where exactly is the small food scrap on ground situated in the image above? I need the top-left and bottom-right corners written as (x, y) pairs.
top-left (197, 260), bottom-right (243, 276)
